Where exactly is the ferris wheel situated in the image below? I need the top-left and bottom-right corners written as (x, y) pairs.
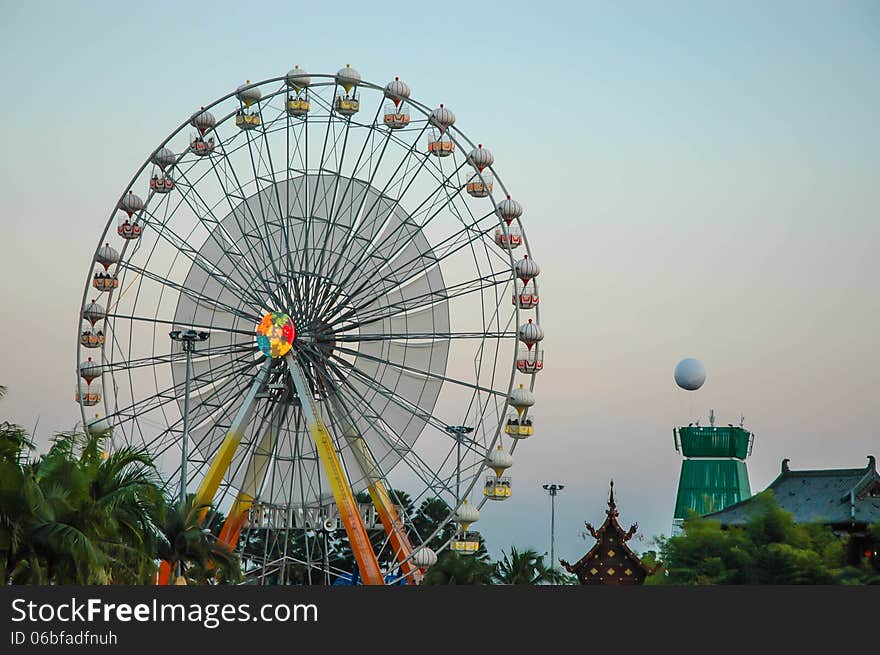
top-left (76, 65), bottom-right (544, 585)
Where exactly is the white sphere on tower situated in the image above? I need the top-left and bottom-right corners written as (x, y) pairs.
top-left (674, 358), bottom-right (707, 391)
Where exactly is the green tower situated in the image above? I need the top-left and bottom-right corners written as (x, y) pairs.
top-left (672, 411), bottom-right (753, 533)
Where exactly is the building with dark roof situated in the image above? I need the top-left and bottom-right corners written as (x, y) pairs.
top-left (705, 455), bottom-right (880, 565)
top-left (560, 481), bottom-right (653, 585)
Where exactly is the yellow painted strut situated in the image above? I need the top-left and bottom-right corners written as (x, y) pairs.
top-left (329, 394), bottom-right (422, 584)
top-left (285, 354), bottom-right (384, 585)
top-left (219, 404), bottom-right (284, 548)
top-left (193, 360), bottom-right (271, 513)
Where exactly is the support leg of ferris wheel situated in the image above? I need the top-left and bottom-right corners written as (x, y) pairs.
top-left (218, 402), bottom-right (285, 548)
top-left (326, 391), bottom-right (422, 585)
top-left (157, 358), bottom-right (272, 584)
top-left (284, 352), bottom-right (385, 586)
top-left (192, 358), bottom-right (273, 514)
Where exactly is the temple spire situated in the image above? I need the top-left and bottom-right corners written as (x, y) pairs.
top-left (607, 480), bottom-right (618, 518)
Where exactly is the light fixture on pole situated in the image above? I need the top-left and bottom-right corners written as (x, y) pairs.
top-left (542, 483), bottom-right (564, 570)
top-left (169, 329), bottom-right (210, 507)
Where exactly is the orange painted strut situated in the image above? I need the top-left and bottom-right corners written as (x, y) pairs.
top-left (286, 354), bottom-right (384, 585)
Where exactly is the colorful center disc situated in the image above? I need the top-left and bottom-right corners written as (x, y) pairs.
top-left (256, 312), bottom-right (295, 358)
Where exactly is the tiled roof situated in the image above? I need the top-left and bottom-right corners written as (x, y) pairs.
top-left (705, 456), bottom-right (880, 527)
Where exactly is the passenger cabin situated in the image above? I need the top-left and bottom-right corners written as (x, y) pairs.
top-left (505, 414), bottom-right (534, 438)
top-left (428, 136), bottom-right (454, 157)
top-left (466, 171), bottom-right (493, 197)
top-left (513, 282), bottom-right (539, 309)
top-left (190, 136), bottom-right (216, 156)
top-left (287, 96), bottom-right (311, 117)
top-left (516, 348), bottom-right (544, 374)
top-left (92, 272), bottom-right (119, 291)
top-left (495, 227), bottom-right (523, 250)
top-left (450, 531), bottom-right (481, 555)
top-left (334, 95), bottom-right (360, 116)
top-left (79, 328), bottom-right (105, 348)
top-left (483, 475), bottom-right (512, 501)
top-left (383, 104), bottom-right (410, 129)
top-left (150, 174), bottom-right (174, 194)
top-left (235, 111), bottom-right (261, 130)
top-left (117, 217), bottom-right (143, 240)
top-left (75, 382), bottom-right (102, 406)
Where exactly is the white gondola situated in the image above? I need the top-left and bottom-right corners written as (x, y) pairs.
top-left (151, 147), bottom-right (176, 170)
top-left (190, 135), bottom-right (215, 156)
top-left (190, 108), bottom-right (216, 135)
top-left (483, 475), bottom-right (512, 500)
top-left (508, 383), bottom-right (535, 415)
top-left (335, 64), bottom-right (361, 93)
top-left (287, 94), bottom-right (311, 118)
top-left (383, 102), bottom-right (410, 129)
top-left (384, 77), bottom-right (411, 106)
top-left (518, 318), bottom-right (544, 350)
top-left (286, 65), bottom-right (311, 92)
top-left (235, 110), bottom-right (261, 130)
top-left (516, 347), bottom-right (544, 374)
top-left (505, 413), bottom-right (534, 438)
top-left (486, 445), bottom-right (513, 477)
top-left (429, 104), bottom-right (455, 134)
top-left (75, 381), bottom-right (102, 406)
top-left (118, 191), bottom-right (144, 218)
top-left (95, 242), bottom-right (119, 269)
top-left (466, 170), bottom-right (493, 197)
top-left (427, 130), bottom-right (454, 157)
top-left (236, 81), bottom-right (262, 107)
top-left (515, 255), bottom-right (540, 286)
top-left (496, 195), bottom-right (523, 225)
top-left (92, 271), bottom-right (119, 291)
top-left (495, 225), bottom-right (523, 250)
top-left (467, 144), bottom-right (494, 172)
top-left (412, 546), bottom-right (437, 570)
top-left (79, 357), bottom-right (103, 383)
top-left (513, 281), bottom-right (539, 309)
top-left (82, 299), bottom-right (106, 324)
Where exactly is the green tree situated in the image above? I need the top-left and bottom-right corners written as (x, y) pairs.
top-left (422, 549), bottom-right (494, 585)
top-left (655, 491), bottom-right (853, 584)
top-left (157, 495), bottom-right (240, 584)
top-left (492, 546), bottom-right (574, 585)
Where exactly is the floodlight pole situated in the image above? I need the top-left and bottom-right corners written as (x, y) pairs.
top-left (169, 329), bottom-right (210, 508)
top-left (542, 483), bottom-right (564, 570)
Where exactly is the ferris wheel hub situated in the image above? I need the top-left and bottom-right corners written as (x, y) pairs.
top-left (255, 311), bottom-right (296, 358)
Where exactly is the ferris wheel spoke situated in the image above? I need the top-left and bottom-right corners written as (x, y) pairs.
top-left (109, 356), bottom-right (258, 456)
top-left (331, 343), bottom-right (507, 401)
top-left (116, 261), bottom-right (262, 325)
top-left (335, 272), bottom-right (509, 334)
top-left (307, 101), bottom-right (388, 316)
top-left (317, 164), bottom-right (475, 322)
top-left (329, 221), bottom-right (503, 328)
top-left (138, 207), bottom-right (274, 314)
top-left (104, 311), bottom-right (256, 338)
top-left (318, 153), bottom-right (463, 319)
top-left (304, 353), bottom-right (458, 505)
top-left (208, 148), bottom-right (287, 310)
top-left (168, 163), bottom-right (284, 305)
top-left (315, 124), bottom-right (433, 319)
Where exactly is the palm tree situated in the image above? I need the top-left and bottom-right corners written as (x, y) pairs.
top-left (157, 495), bottom-right (240, 584)
top-left (492, 546), bottom-right (574, 585)
top-left (422, 550), bottom-right (495, 585)
top-left (0, 410), bottom-right (168, 584)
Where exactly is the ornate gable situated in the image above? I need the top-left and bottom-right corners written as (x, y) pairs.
top-left (560, 481), bottom-right (653, 585)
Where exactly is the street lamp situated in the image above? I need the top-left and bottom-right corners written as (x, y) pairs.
top-left (169, 329), bottom-right (210, 507)
top-left (542, 483), bottom-right (564, 570)
top-left (444, 425), bottom-right (473, 504)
